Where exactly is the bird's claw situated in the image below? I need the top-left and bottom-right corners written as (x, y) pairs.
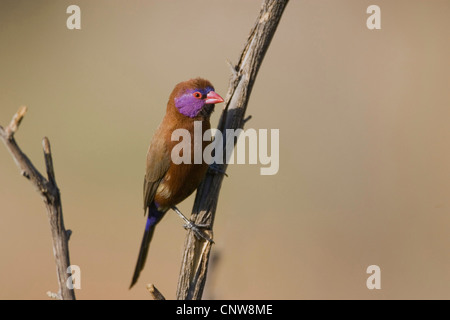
top-left (172, 206), bottom-right (214, 243)
top-left (183, 222), bottom-right (214, 244)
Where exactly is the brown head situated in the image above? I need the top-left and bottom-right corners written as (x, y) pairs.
top-left (167, 78), bottom-right (224, 119)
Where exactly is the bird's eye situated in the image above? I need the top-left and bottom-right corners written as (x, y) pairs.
top-left (193, 92), bottom-right (202, 99)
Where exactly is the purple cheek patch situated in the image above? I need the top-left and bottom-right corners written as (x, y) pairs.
top-left (175, 93), bottom-right (205, 118)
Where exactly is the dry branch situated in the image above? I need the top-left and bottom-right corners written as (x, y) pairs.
top-left (0, 107), bottom-right (75, 300)
top-left (176, 0), bottom-right (289, 300)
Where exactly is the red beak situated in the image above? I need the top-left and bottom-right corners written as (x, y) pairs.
top-left (205, 91), bottom-right (224, 104)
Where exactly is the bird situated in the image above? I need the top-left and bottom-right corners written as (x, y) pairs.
top-left (130, 78), bottom-right (224, 289)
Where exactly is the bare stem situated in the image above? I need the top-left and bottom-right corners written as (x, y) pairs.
top-left (0, 107), bottom-right (75, 300)
top-left (176, 0), bottom-right (289, 300)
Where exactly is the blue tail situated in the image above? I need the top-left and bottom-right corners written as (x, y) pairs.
top-left (130, 203), bottom-right (166, 289)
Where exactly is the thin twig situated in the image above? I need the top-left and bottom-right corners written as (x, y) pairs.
top-left (146, 284), bottom-right (166, 300)
top-left (176, 0), bottom-right (289, 300)
top-left (0, 107), bottom-right (75, 300)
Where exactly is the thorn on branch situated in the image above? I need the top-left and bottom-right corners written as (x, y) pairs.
top-left (146, 284), bottom-right (166, 300)
top-left (243, 115), bottom-right (252, 124)
top-left (226, 59), bottom-right (239, 78)
top-left (21, 170), bottom-right (30, 179)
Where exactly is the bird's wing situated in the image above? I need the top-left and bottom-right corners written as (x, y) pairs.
top-left (143, 131), bottom-right (171, 210)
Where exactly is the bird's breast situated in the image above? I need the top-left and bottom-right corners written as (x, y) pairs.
top-left (154, 162), bottom-right (208, 210)
top-left (151, 117), bottom-right (211, 210)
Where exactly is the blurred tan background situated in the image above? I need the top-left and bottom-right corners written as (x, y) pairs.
top-left (1, 0), bottom-right (449, 300)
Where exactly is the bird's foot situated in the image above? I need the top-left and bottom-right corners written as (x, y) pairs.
top-left (183, 222), bottom-right (214, 244)
top-left (208, 164), bottom-right (228, 177)
top-left (171, 206), bottom-right (214, 243)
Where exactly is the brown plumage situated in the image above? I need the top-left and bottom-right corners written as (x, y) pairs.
top-left (130, 78), bottom-right (224, 288)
